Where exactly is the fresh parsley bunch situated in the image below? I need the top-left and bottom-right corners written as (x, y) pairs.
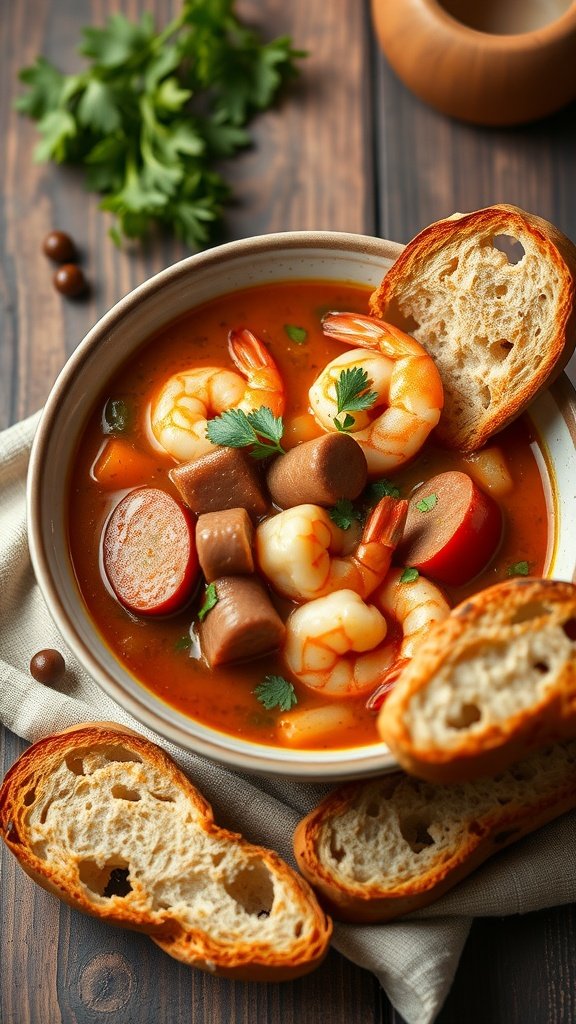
top-left (16, 1), bottom-right (304, 247)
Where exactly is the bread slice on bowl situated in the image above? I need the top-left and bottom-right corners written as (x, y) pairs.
top-left (369, 204), bottom-right (576, 451)
top-left (0, 724), bottom-right (332, 981)
top-left (377, 578), bottom-right (576, 783)
top-left (293, 739), bottom-right (576, 923)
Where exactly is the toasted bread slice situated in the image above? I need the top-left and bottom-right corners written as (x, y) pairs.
top-left (0, 724), bottom-right (331, 981)
top-left (369, 204), bottom-right (576, 451)
top-left (293, 740), bottom-right (576, 923)
top-left (377, 578), bottom-right (576, 783)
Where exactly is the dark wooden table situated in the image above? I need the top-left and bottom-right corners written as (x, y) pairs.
top-left (1, 3), bottom-right (575, 1022)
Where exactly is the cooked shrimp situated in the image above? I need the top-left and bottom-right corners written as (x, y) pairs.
top-left (256, 496), bottom-right (407, 602)
top-left (150, 328), bottom-right (285, 462)
top-left (309, 312), bottom-right (444, 474)
top-left (283, 590), bottom-right (390, 698)
top-left (284, 569), bottom-right (450, 701)
top-left (366, 567), bottom-right (451, 709)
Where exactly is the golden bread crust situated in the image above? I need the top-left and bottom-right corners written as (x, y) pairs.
top-left (369, 204), bottom-right (576, 450)
top-left (293, 746), bottom-right (576, 922)
top-left (377, 579), bottom-right (576, 783)
top-left (0, 725), bottom-right (332, 980)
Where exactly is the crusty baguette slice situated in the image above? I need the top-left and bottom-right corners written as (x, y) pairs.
top-left (377, 578), bottom-right (576, 783)
top-left (369, 204), bottom-right (576, 451)
top-left (293, 739), bottom-right (576, 923)
top-left (0, 724), bottom-right (331, 981)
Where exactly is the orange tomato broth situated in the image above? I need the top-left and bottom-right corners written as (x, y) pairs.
top-left (68, 280), bottom-right (550, 751)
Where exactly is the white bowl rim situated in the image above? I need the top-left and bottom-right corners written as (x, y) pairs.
top-left (27, 229), bottom-right (576, 780)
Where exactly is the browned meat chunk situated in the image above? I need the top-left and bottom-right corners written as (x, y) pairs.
top-left (196, 508), bottom-right (255, 582)
top-left (170, 447), bottom-right (268, 520)
top-left (198, 577), bottom-right (285, 667)
top-left (267, 432), bottom-right (367, 509)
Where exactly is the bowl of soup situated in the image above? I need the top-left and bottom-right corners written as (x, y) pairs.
top-left (27, 231), bottom-right (576, 780)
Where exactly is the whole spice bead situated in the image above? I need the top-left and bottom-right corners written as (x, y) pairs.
top-left (53, 263), bottom-right (87, 298)
top-left (42, 230), bottom-right (77, 263)
top-left (29, 649), bottom-right (66, 684)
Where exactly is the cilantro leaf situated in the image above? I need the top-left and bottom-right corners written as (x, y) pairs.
top-left (284, 324), bottom-right (308, 345)
top-left (400, 567), bottom-right (420, 583)
top-left (206, 406), bottom-right (285, 459)
top-left (367, 478), bottom-right (401, 501)
top-left (76, 79), bottom-right (122, 134)
top-left (329, 499), bottom-right (362, 531)
top-left (507, 560), bottom-right (531, 577)
top-left (416, 493), bottom-right (438, 513)
top-left (335, 367), bottom-right (378, 415)
top-left (15, 4), bottom-right (305, 248)
top-left (334, 412), bottom-right (356, 433)
top-left (198, 582), bottom-right (219, 621)
top-left (254, 675), bottom-right (297, 712)
top-left (15, 57), bottom-right (65, 118)
top-left (333, 366), bottom-right (378, 432)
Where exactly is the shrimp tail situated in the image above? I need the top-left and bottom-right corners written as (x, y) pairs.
top-left (363, 496), bottom-right (408, 549)
top-left (352, 497), bottom-right (408, 593)
top-left (322, 312), bottom-right (420, 358)
top-left (322, 312), bottom-right (385, 349)
top-left (228, 328), bottom-right (285, 414)
top-left (228, 327), bottom-right (275, 377)
top-left (365, 658), bottom-right (410, 712)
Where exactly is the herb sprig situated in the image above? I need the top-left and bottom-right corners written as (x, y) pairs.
top-left (329, 498), bottom-right (364, 531)
top-left (15, 2), bottom-right (304, 247)
top-left (206, 406), bottom-right (285, 459)
top-left (333, 367), bottom-right (378, 432)
top-left (254, 675), bottom-right (297, 712)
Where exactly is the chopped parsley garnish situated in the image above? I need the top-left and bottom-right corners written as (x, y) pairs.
top-left (198, 582), bottom-right (219, 621)
top-left (415, 493), bottom-right (438, 513)
top-left (284, 324), bottom-right (308, 345)
top-left (333, 366), bottom-right (378, 432)
top-left (15, 4), bottom-right (304, 247)
top-left (206, 406), bottom-right (285, 459)
top-left (329, 498), bottom-right (363, 531)
top-left (400, 567), bottom-right (420, 584)
top-left (367, 477), bottom-right (401, 501)
top-left (103, 398), bottom-right (130, 434)
top-left (507, 560), bottom-right (531, 577)
top-left (254, 674), bottom-right (297, 712)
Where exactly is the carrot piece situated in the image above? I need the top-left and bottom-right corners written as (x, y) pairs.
top-left (103, 488), bottom-right (198, 615)
top-left (93, 438), bottom-right (160, 490)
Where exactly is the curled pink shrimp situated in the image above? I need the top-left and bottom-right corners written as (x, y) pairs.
top-left (150, 327), bottom-right (285, 462)
top-left (256, 496), bottom-right (408, 603)
top-left (309, 312), bottom-right (444, 474)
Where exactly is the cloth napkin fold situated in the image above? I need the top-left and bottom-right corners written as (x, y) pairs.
top-left (1, 412), bottom-right (575, 1024)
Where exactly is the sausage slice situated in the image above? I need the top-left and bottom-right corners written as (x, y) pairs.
top-left (267, 433), bottom-right (368, 509)
top-left (198, 576), bottom-right (286, 667)
top-left (170, 447), bottom-right (268, 520)
top-left (397, 471), bottom-right (503, 586)
top-left (196, 508), bottom-right (254, 582)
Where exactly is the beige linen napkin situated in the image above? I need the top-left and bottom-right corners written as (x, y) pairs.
top-left (1, 411), bottom-right (575, 1024)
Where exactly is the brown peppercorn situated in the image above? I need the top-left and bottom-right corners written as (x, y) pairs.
top-left (42, 230), bottom-right (77, 263)
top-left (30, 649), bottom-right (66, 684)
top-left (53, 263), bottom-right (87, 298)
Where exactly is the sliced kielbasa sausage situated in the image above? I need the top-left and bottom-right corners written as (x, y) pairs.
top-left (397, 471), bottom-right (503, 586)
top-left (267, 432), bottom-right (367, 509)
top-left (103, 487), bottom-right (198, 615)
top-left (198, 576), bottom-right (286, 667)
top-left (196, 508), bottom-right (254, 582)
top-left (170, 447), bottom-right (268, 520)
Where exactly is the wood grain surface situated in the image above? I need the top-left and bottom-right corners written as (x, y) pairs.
top-left (1, 2), bottom-right (575, 1023)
